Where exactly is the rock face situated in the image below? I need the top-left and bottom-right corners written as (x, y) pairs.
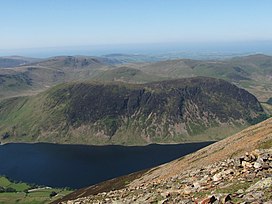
top-left (0, 77), bottom-right (266, 145)
top-left (59, 147), bottom-right (272, 204)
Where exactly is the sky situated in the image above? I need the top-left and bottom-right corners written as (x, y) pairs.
top-left (0, 0), bottom-right (272, 55)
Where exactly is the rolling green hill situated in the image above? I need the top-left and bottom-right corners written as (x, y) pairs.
top-left (0, 56), bottom-right (40, 68)
top-left (0, 56), bottom-right (116, 99)
top-left (0, 77), bottom-right (267, 145)
top-left (138, 54), bottom-right (272, 101)
top-left (1, 54), bottom-right (272, 102)
top-left (93, 67), bottom-right (165, 83)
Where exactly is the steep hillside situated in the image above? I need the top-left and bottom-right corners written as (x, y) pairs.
top-left (56, 118), bottom-right (272, 204)
top-left (0, 77), bottom-right (266, 145)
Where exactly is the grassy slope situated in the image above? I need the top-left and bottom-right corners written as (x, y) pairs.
top-left (139, 54), bottom-right (272, 101)
top-left (0, 84), bottom-right (69, 143)
top-left (93, 67), bottom-right (166, 83)
top-left (0, 77), bottom-right (267, 145)
top-left (1, 54), bottom-right (272, 101)
top-left (261, 102), bottom-right (272, 115)
top-left (0, 56), bottom-right (115, 99)
top-left (0, 176), bottom-right (72, 204)
top-left (131, 118), bottom-right (272, 185)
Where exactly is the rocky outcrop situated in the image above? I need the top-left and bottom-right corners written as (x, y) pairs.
top-left (54, 118), bottom-right (272, 203)
top-left (59, 147), bottom-right (272, 204)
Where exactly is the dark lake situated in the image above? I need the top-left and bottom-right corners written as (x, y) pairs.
top-left (0, 142), bottom-right (213, 189)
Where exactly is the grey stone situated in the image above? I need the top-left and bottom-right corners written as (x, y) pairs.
top-left (236, 189), bottom-right (244, 194)
top-left (253, 162), bottom-right (262, 169)
top-left (246, 177), bottom-right (272, 192)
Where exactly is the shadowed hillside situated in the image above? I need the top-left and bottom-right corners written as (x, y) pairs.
top-left (0, 77), bottom-right (266, 145)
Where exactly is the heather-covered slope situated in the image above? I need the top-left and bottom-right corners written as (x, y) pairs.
top-left (0, 77), bottom-right (266, 145)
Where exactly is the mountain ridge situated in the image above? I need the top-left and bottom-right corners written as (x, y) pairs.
top-left (1, 54), bottom-right (272, 101)
top-left (0, 77), bottom-right (266, 145)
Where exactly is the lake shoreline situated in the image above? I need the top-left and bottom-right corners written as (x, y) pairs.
top-left (0, 140), bottom-right (217, 147)
top-left (0, 141), bottom-right (214, 189)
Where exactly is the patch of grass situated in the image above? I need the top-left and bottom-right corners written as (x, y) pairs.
top-left (264, 186), bottom-right (272, 201)
top-left (215, 179), bottom-right (257, 194)
top-left (259, 138), bottom-right (272, 149)
top-left (9, 182), bottom-right (30, 192)
top-left (192, 179), bottom-right (259, 202)
top-left (0, 176), bottom-right (72, 204)
top-left (0, 177), bottom-right (11, 187)
top-left (261, 102), bottom-right (272, 115)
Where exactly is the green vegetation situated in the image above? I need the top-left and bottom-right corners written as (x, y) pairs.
top-left (94, 67), bottom-right (165, 83)
top-left (0, 77), bottom-right (266, 145)
top-left (1, 54), bottom-right (272, 102)
top-left (140, 54), bottom-right (272, 102)
top-left (261, 102), bottom-right (272, 115)
top-left (0, 176), bottom-right (72, 204)
top-left (259, 138), bottom-right (272, 149)
top-left (247, 114), bottom-right (270, 125)
top-left (192, 179), bottom-right (259, 203)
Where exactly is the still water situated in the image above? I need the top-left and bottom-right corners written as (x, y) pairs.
top-left (0, 142), bottom-right (212, 189)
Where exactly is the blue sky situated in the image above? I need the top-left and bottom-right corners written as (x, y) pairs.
top-left (0, 0), bottom-right (272, 52)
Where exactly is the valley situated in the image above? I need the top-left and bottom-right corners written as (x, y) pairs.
top-left (2, 1), bottom-right (272, 203)
top-left (1, 54), bottom-right (272, 102)
top-left (0, 53), bottom-right (271, 204)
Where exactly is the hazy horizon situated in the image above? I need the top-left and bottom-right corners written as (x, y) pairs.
top-left (1, 40), bottom-right (272, 58)
top-left (1, 0), bottom-right (272, 57)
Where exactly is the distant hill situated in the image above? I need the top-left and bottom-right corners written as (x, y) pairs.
top-left (35, 55), bottom-right (119, 69)
top-left (0, 77), bottom-right (266, 145)
top-left (102, 53), bottom-right (162, 63)
top-left (0, 56), bottom-right (116, 99)
top-left (138, 54), bottom-right (272, 101)
top-left (0, 56), bottom-right (40, 68)
top-left (1, 54), bottom-right (272, 101)
top-left (0, 69), bottom-right (33, 99)
top-left (93, 67), bottom-right (165, 83)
